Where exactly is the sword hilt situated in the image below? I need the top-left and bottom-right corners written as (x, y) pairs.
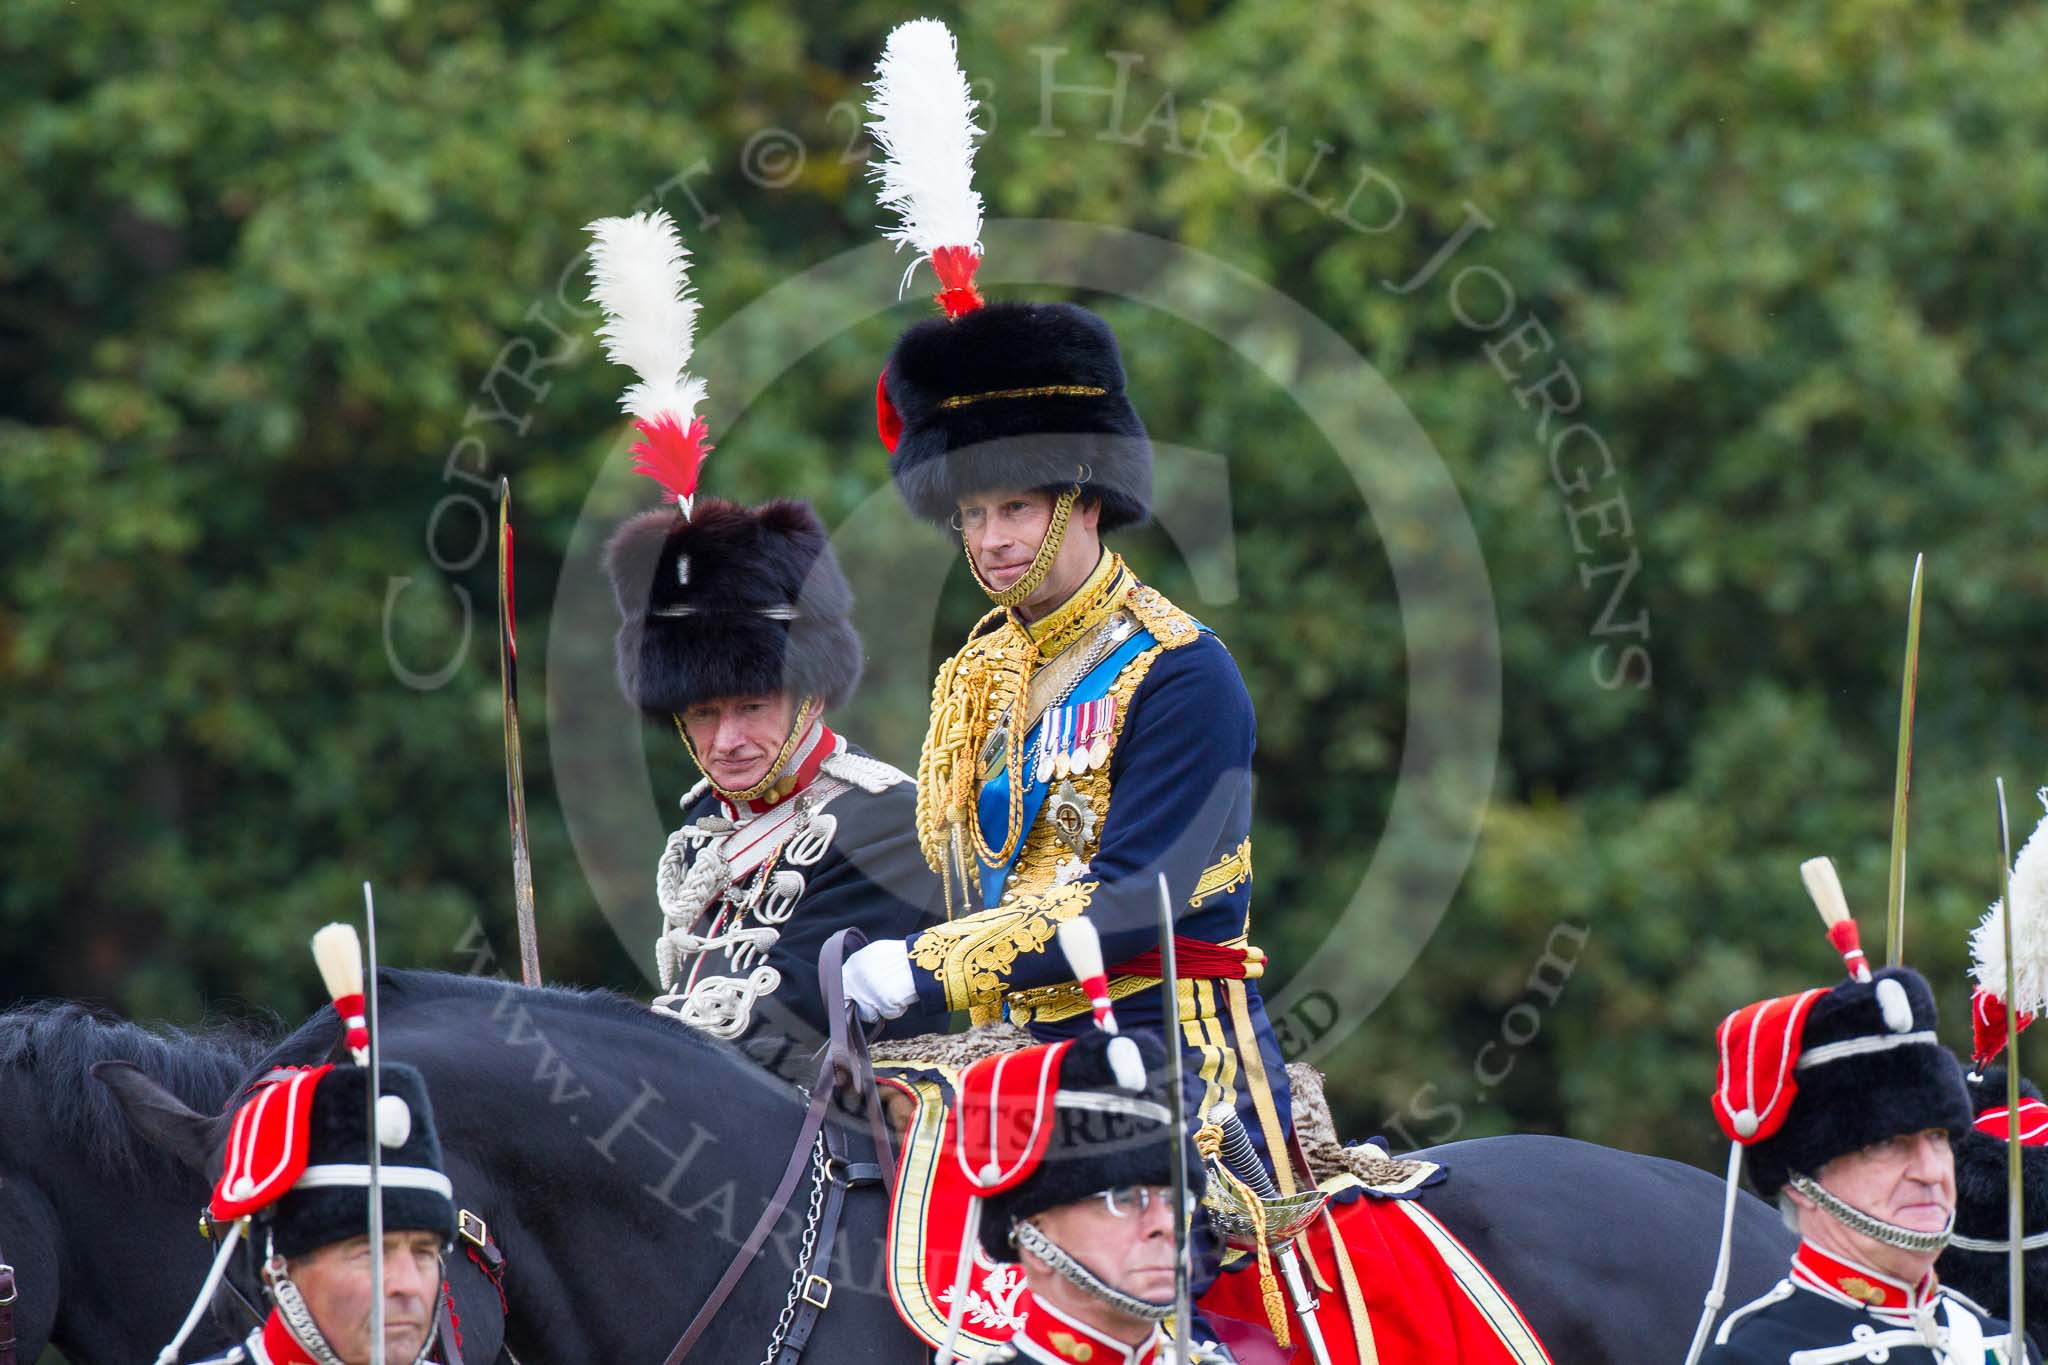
top-left (1206, 1102), bottom-right (1281, 1200)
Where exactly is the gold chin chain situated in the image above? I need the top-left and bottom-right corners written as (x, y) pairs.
top-left (966, 485), bottom-right (1079, 608)
top-left (672, 696), bottom-right (819, 805)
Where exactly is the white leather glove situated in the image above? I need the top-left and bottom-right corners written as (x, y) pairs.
top-left (842, 939), bottom-right (917, 1023)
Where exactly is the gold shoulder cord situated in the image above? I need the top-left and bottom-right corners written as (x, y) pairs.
top-left (672, 696), bottom-right (819, 805)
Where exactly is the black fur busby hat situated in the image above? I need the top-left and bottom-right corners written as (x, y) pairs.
top-left (605, 497), bottom-right (862, 720)
top-left (979, 1031), bottom-right (1203, 1262)
top-left (266, 1063), bottom-right (455, 1259)
top-left (865, 22), bottom-right (1150, 533)
top-left (880, 301), bottom-right (1153, 532)
top-left (1938, 1066), bottom-right (2048, 1333)
top-left (1739, 968), bottom-right (1974, 1202)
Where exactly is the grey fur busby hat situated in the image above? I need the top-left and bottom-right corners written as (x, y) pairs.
top-left (583, 210), bottom-right (862, 719)
top-left (604, 497), bottom-right (862, 719)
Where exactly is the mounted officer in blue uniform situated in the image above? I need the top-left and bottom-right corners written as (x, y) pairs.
top-left (836, 20), bottom-right (1294, 1185)
top-left (587, 209), bottom-right (940, 1062)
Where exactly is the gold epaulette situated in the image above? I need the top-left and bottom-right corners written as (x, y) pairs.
top-left (1125, 582), bottom-right (1202, 651)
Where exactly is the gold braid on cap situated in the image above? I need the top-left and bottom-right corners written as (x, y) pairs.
top-left (937, 384), bottom-right (1107, 410)
top-left (672, 696), bottom-right (820, 804)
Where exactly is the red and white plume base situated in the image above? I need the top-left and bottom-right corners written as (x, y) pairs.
top-left (866, 18), bottom-right (986, 318)
top-left (1969, 787), bottom-right (2048, 1066)
top-left (586, 209), bottom-right (713, 514)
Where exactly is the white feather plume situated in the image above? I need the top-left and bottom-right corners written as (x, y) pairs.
top-left (1971, 787), bottom-right (2048, 1013)
top-left (866, 18), bottom-right (985, 271)
top-left (585, 209), bottom-right (706, 422)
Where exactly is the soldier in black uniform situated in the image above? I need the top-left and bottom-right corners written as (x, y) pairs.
top-left (605, 492), bottom-right (942, 1059)
top-left (185, 1062), bottom-right (457, 1365)
top-left (1700, 966), bottom-right (2036, 1363)
top-left (586, 208), bottom-right (941, 1062)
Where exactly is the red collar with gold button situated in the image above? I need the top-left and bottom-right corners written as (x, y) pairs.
top-left (1789, 1241), bottom-right (1938, 1319)
top-left (1010, 1291), bottom-right (1162, 1365)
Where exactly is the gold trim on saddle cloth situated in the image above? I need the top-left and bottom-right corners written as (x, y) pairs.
top-left (1387, 1200), bottom-right (1554, 1363)
top-left (875, 1070), bottom-right (1019, 1353)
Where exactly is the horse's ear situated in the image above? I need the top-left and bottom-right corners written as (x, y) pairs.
top-left (91, 1060), bottom-right (222, 1176)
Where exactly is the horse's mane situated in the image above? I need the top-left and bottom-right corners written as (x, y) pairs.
top-left (0, 1000), bottom-right (276, 1180)
top-left (269, 968), bottom-right (768, 1076)
top-left (381, 968), bottom-right (680, 1036)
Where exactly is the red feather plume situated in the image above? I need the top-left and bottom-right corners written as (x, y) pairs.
top-left (630, 413), bottom-right (714, 515)
top-left (930, 245), bottom-right (983, 318)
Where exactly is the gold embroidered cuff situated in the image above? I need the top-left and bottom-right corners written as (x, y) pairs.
top-left (906, 881), bottom-right (1099, 1015)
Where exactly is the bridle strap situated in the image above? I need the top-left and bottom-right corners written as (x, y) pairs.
top-left (434, 1281), bottom-right (466, 1365)
top-left (660, 927), bottom-right (896, 1364)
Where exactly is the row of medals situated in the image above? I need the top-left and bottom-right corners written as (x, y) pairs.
top-left (1034, 698), bottom-right (1115, 784)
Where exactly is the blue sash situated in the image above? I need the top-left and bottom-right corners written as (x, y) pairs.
top-left (975, 628), bottom-right (1158, 908)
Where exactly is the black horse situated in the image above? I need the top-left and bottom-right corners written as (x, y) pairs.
top-left (0, 998), bottom-right (509, 1365)
top-left (0, 1001), bottom-right (265, 1364)
top-left (105, 969), bottom-right (1794, 1364)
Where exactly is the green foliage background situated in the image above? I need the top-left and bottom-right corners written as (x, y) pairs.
top-left (5, 0), bottom-right (2046, 1179)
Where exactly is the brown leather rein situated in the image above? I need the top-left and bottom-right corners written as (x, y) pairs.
top-left (659, 927), bottom-right (897, 1365)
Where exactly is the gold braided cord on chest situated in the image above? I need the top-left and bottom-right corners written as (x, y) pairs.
top-left (914, 562), bottom-right (1128, 875)
top-left (913, 571), bottom-right (1203, 881)
top-left (908, 646), bottom-right (1167, 1018)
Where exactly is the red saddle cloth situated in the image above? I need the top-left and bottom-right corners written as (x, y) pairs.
top-left (877, 1065), bottom-right (1551, 1365)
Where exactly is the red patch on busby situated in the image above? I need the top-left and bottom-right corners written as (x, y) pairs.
top-left (875, 370), bottom-right (904, 452)
top-left (1971, 987), bottom-right (2036, 1069)
top-left (952, 1041), bottom-right (1074, 1195)
top-left (1975, 1098), bottom-right (2048, 1146)
top-left (210, 1064), bottom-right (333, 1220)
top-left (1713, 990), bottom-right (1827, 1145)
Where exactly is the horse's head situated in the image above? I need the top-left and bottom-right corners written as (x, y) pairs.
top-left (0, 1004), bottom-right (266, 1365)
